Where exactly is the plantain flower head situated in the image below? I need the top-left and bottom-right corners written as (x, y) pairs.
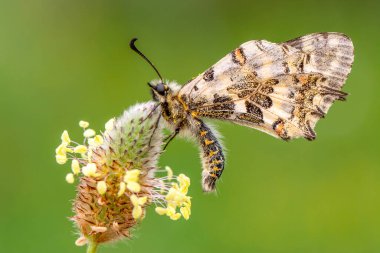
top-left (55, 102), bottom-right (192, 248)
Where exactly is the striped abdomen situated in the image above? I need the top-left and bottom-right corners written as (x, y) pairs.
top-left (194, 119), bottom-right (225, 192)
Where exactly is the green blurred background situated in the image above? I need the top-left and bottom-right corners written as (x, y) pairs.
top-left (1, 0), bottom-right (380, 252)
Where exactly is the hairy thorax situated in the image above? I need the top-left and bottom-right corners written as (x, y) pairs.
top-left (161, 93), bottom-right (188, 127)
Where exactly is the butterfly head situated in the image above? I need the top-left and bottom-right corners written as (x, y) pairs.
top-left (148, 80), bottom-right (171, 102)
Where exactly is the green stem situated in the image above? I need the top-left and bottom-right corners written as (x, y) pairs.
top-left (86, 241), bottom-right (98, 253)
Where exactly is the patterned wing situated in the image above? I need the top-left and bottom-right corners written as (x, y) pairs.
top-left (178, 32), bottom-right (354, 140)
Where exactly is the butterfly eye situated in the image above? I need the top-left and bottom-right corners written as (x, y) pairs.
top-left (155, 83), bottom-right (166, 95)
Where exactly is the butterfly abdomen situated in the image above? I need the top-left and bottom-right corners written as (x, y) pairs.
top-left (194, 119), bottom-right (225, 192)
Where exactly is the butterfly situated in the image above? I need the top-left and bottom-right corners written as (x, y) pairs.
top-left (130, 32), bottom-right (354, 192)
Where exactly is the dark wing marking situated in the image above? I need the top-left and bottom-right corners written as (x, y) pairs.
top-left (180, 33), bottom-right (354, 140)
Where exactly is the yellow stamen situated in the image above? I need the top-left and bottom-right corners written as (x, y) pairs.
top-left (94, 135), bottom-right (103, 145)
top-left (127, 181), bottom-right (141, 193)
top-left (82, 163), bottom-right (97, 177)
top-left (97, 181), bottom-right (107, 195)
top-left (79, 120), bottom-right (89, 128)
top-left (132, 205), bottom-right (143, 219)
top-left (83, 129), bottom-right (96, 138)
top-left (117, 182), bottom-right (126, 197)
top-left (65, 173), bottom-right (74, 184)
top-left (130, 194), bottom-right (139, 207)
top-left (124, 169), bottom-right (141, 183)
top-left (155, 207), bottom-right (167, 215)
top-left (105, 118), bottom-right (115, 132)
top-left (170, 213), bottom-right (181, 220)
top-left (71, 159), bottom-right (81, 175)
top-left (55, 144), bottom-right (67, 155)
top-left (56, 154), bottom-right (67, 165)
top-left (74, 145), bottom-right (87, 154)
top-left (165, 166), bottom-right (173, 180)
top-left (138, 196), bottom-right (147, 206)
top-left (61, 130), bottom-right (71, 144)
top-left (180, 206), bottom-right (190, 220)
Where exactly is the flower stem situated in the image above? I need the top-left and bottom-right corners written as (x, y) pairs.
top-left (86, 241), bottom-right (98, 253)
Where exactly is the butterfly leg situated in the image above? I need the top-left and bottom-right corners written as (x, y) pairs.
top-left (163, 126), bottom-right (181, 150)
top-left (194, 119), bottom-right (225, 192)
top-left (148, 114), bottom-right (162, 147)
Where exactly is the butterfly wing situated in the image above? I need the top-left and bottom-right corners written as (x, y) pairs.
top-left (178, 32), bottom-right (354, 140)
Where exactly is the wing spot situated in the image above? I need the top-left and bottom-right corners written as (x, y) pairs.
top-left (272, 119), bottom-right (289, 140)
top-left (282, 45), bottom-right (290, 54)
top-left (203, 67), bottom-right (214, 82)
top-left (213, 94), bottom-right (233, 103)
top-left (231, 47), bottom-right (247, 65)
top-left (245, 101), bottom-right (263, 121)
top-left (298, 60), bottom-right (304, 72)
top-left (250, 94), bottom-right (273, 109)
top-left (260, 86), bottom-right (274, 94)
top-left (264, 79), bottom-right (279, 85)
top-left (282, 61), bottom-right (290, 74)
top-left (256, 41), bottom-right (265, 52)
top-left (236, 113), bottom-right (263, 124)
top-left (305, 54), bottom-right (311, 64)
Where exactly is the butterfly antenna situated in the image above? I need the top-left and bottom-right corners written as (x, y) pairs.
top-left (129, 38), bottom-right (163, 81)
